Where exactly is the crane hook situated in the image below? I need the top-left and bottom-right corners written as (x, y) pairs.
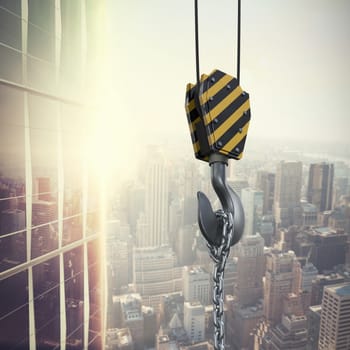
top-left (197, 153), bottom-right (244, 247)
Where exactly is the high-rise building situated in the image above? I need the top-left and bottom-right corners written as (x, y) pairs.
top-left (306, 227), bottom-right (347, 273)
top-left (319, 283), bottom-right (350, 350)
top-left (264, 250), bottom-right (300, 325)
top-left (274, 161), bottom-right (302, 228)
top-left (175, 225), bottom-right (196, 266)
top-left (234, 234), bottom-right (265, 306)
top-left (308, 305), bottom-right (321, 350)
top-left (183, 301), bottom-right (205, 343)
top-left (117, 294), bottom-right (144, 350)
top-left (183, 266), bottom-right (210, 306)
top-left (299, 262), bottom-right (318, 293)
top-left (0, 1), bottom-right (104, 349)
top-left (307, 163), bottom-right (334, 212)
top-left (310, 273), bottom-right (345, 306)
top-left (133, 246), bottom-right (182, 311)
top-left (259, 215), bottom-right (274, 246)
top-left (241, 188), bottom-right (264, 236)
top-left (256, 171), bottom-right (275, 215)
top-left (138, 148), bottom-right (169, 247)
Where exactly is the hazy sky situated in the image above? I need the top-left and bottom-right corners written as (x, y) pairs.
top-left (104, 0), bottom-right (350, 157)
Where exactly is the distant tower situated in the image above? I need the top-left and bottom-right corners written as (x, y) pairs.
top-left (274, 161), bottom-right (302, 228)
top-left (307, 163), bottom-right (334, 212)
top-left (319, 283), bottom-right (350, 350)
top-left (118, 294), bottom-right (144, 349)
top-left (241, 188), bottom-right (263, 236)
top-left (183, 266), bottom-right (210, 306)
top-left (141, 147), bottom-right (169, 247)
top-left (234, 234), bottom-right (265, 306)
top-left (264, 250), bottom-right (299, 325)
top-left (256, 171), bottom-right (275, 215)
top-left (183, 301), bottom-right (205, 343)
top-left (132, 246), bottom-right (182, 311)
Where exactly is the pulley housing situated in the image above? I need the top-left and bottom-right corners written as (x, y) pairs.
top-left (185, 69), bottom-right (250, 162)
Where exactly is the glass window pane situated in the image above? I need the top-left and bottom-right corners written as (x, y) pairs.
top-left (0, 85), bottom-right (26, 271)
top-left (0, 7), bottom-right (22, 50)
top-left (87, 173), bottom-right (100, 236)
top-left (62, 216), bottom-right (83, 246)
top-left (27, 55), bottom-right (55, 93)
top-left (64, 246), bottom-right (84, 347)
top-left (28, 94), bottom-right (58, 258)
top-left (0, 271), bottom-right (29, 349)
top-left (33, 257), bottom-right (60, 349)
top-left (0, 0), bottom-right (22, 16)
top-left (0, 44), bottom-right (22, 83)
top-left (61, 105), bottom-right (84, 245)
top-left (28, 23), bottom-right (54, 62)
top-left (28, 0), bottom-right (55, 33)
top-left (88, 239), bottom-right (101, 347)
top-left (0, 230), bottom-right (26, 272)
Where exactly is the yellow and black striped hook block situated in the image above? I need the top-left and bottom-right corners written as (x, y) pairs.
top-left (185, 69), bottom-right (250, 162)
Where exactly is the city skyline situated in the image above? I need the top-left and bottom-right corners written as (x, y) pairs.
top-left (1, 1), bottom-right (350, 350)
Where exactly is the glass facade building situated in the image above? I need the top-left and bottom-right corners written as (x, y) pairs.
top-left (0, 1), bottom-right (105, 349)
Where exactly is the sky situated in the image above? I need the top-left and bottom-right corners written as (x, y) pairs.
top-left (102, 0), bottom-right (350, 169)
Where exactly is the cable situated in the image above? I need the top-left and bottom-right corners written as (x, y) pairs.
top-left (237, 0), bottom-right (241, 84)
top-left (194, 0), bottom-right (200, 86)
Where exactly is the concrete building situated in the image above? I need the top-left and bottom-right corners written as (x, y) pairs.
top-left (307, 305), bottom-right (321, 350)
top-left (106, 328), bottom-right (134, 350)
top-left (241, 188), bottom-right (264, 236)
top-left (319, 283), bottom-right (350, 349)
top-left (184, 302), bottom-right (205, 343)
top-left (311, 273), bottom-right (345, 306)
top-left (176, 225), bottom-right (196, 266)
top-left (255, 171), bottom-right (275, 215)
top-left (234, 234), bottom-right (265, 306)
top-left (300, 201), bottom-right (318, 227)
top-left (306, 227), bottom-right (347, 273)
top-left (259, 215), bottom-right (275, 246)
top-left (307, 163), bottom-right (334, 212)
top-left (274, 161), bottom-right (302, 228)
top-left (227, 298), bottom-right (264, 350)
top-left (118, 294), bottom-right (144, 350)
top-left (133, 246), bottom-right (182, 311)
top-left (183, 266), bottom-right (210, 306)
top-left (299, 262), bottom-right (318, 293)
top-left (264, 250), bottom-right (300, 325)
top-left (138, 147), bottom-right (169, 247)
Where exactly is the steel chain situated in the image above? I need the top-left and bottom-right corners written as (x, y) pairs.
top-left (206, 210), bottom-right (233, 350)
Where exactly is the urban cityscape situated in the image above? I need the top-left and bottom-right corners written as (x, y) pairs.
top-left (103, 139), bottom-right (350, 350)
top-left (1, 1), bottom-right (350, 350)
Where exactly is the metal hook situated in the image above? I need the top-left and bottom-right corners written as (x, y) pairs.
top-left (197, 153), bottom-right (245, 247)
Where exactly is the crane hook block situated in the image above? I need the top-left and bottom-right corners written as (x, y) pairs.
top-left (185, 69), bottom-right (251, 162)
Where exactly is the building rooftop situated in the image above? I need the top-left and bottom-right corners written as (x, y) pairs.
top-left (187, 266), bottom-right (208, 274)
top-left (327, 283), bottom-right (350, 297)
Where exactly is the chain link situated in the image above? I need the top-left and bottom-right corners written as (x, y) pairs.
top-left (206, 210), bottom-right (233, 350)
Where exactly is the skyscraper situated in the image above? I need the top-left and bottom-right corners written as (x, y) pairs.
top-left (256, 171), bottom-right (275, 215)
top-left (264, 250), bottom-right (299, 325)
top-left (234, 234), bottom-right (265, 306)
top-left (183, 266), bottom-right (210, 306)
top-left (274, 161), bottom-right (302, 228)
top-left (307, 162), bottom-right (334, 212)
top-left (133, 246), bottom-right (182, 311)
top-left (241, 188), bottom-right (263, 236)
top-left (183, 302), bottom-right (205, 343)
top-left (138, 148), bottom-right (169, 247)
top-left (319, 283), bottom-right (350, 350)
top-left (0, 1), bottom-right (104, 349)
